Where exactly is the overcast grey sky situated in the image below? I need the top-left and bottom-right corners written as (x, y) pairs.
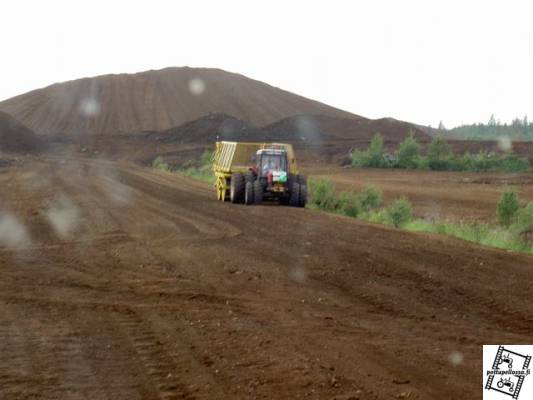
top-left (1, 0), bottom-right (532, 128)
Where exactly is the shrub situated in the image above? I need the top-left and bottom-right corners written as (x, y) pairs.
top-left (386, 197), bottom-right (413, 228)
top-left (182, 165), bottom-right (216, 184)
top-left (200, 150), bottom-right (214, 167)
top-left (427, 136), bottom-right (452, 170)
top-left (152, 156), bottom-right (171, 172)
top-left (351, 134), bottom-right (386, 168)
top-left (496, 188), bottom-right (520, 227)
top-left (309, 178), bottom-right (338, 210)
top-left (366, 133), bottom-right (386, 168)
top-left (510, 202), bottom-right (533, 244)
top-left (498, 154), bottom-right (529, 172)
top-left (396, 132), bottom-right (420, 169)
top-left (356, 186), bottom-right (382, 212)
top-left (351, 149), bottom-right (369, 167)
top-left (337, 191), bottom-right (360, 217)
top-left (366, 209), bottom-right (389, 224)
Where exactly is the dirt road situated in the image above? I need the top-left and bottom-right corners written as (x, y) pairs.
top-left (1, 157), bottom-right (532, 399)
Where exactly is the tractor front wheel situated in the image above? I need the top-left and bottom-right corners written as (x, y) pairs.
top-left (289, 182), bottom-right (300, 207)
top-left (298, 184), bottom-right (307, 207)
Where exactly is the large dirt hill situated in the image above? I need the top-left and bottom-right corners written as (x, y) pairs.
top-left (262, 115), bottom-right (428, 142)
top-left (0, 111), bottom-right (43, 153)
top-left (146, 113), bottom-right (429, 146)
top-left (0, 67), bottom-right (358, 136)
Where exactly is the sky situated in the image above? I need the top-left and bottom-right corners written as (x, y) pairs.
top-left (1, 0), bottom-right (532, 128)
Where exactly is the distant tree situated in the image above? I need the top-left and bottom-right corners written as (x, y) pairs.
top-left (512, 117), bottom-right (523, 129)
top-left (488, 114), bottom-right (497, 127)
top-left (497, 188), bottom-right (520, 227)
top-left (438, 121), bottom-right (446, 131)
top-left (366, 133), bottom-right (386, 168)
top-left (396, 131), bottom-right (420, 169)
top-left (427, 136), bottom-right (452, 170)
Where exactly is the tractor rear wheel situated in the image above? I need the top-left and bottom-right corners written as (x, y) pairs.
top-left (297, 174), bottom-right (307, 185)
top-left (230, 173), bottom-right (244, 203)
top-left (298, 184), bottom-right (307, 207)
top-left (253, 179), bottom-right (263, 204)
top-left (289, 182), bottom-right (300, 207)
top-left (244, 181), bottom-right (254, 205)
top-left (244, 171), bottom-right (254, 184)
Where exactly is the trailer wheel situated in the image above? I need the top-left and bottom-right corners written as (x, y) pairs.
top-left (253, 179), bottom-right (263, 204)
top-left (244, 181), bottom-right (254, 205)
top-left (289, 182), bottom-right (300, 207)
top-left (298, 184), bottom-right (307, 207)
top-left (230, 173), bottom-right (244, 203)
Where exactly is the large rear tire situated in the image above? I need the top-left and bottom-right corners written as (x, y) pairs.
top-left (244, 171), bottom-right (255, 185)
top-left (253, 179), bottom-right (263, 204)
top-left (289, 182), bottom-right (300, 207)
top-left (230, 173), bottom-right (244, 203)
top-left (244, 181), bottom-right (254, 205)
top-left (298, 184), bottom-right (307, 207)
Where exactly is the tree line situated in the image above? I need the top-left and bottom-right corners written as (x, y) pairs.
top-left (439, 115), bottom-right (533, 140)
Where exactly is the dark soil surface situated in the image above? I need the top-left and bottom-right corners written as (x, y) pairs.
top-left (1, 154), bottom-right (532, 400)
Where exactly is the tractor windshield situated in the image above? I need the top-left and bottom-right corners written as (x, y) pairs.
top-left (260, 153), bottom-right (287, 176)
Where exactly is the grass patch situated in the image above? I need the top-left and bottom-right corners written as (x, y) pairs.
top-left (181, 165), bottom-right (216, 184)
top-left (406, 219), bottom-right (533, 254)
top-left (308, 177), bottom-right (533, 254)
top-left (152, 156), bottom-right (171, 172)
top-left (152, 150), bottom-right (215, 184)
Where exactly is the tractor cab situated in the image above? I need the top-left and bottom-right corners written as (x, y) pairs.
top-left (255, 148), bottom-right (288, 184)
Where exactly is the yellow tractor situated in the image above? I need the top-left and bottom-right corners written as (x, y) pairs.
top-left (212, 141), bottom-right (307, 206)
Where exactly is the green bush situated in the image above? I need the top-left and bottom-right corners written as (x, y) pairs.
top-left (510, 202), bottom-right (533, 242)
top-left (366, 209), bottom-right (389, 224)
top-left (396, 132), bottom-right (420, 169)
top-left (351, 149), bottom-right (369, 167)
top-left (351, 134), bottom-right (386, 168)
top-left (427, 136), bottom-right (452, 170)
top-left (356, 186), bottom-right (382, 212)
top-left (182, 165), bottom-right (216, 184)
top-left (385, 197), bottom-right (413, 228)
top-left (349, 130), bottom-right (530, 172)
top-left (497, 154), bottom-right (530, 172)
top-left (152, 156), bottom-right (171, 172)
top-left (453, 151), bottom-right (529, 173)
top-left (366, 134), bottom-right (386, 167)
top-left (309, 178), bottom-right (338, 210)
top-left (337, 191), bottom-right (360, 217)
top-left (497, 188), bottom-right (520, 227)
top-left (200, 150), bottom-right (214, 167)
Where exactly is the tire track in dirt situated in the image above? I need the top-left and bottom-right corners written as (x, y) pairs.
top-left (114, 307), bottom-right (197, 400)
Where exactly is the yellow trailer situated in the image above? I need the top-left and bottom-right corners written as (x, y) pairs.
top-left (212, 141), bottom-right (306, 206)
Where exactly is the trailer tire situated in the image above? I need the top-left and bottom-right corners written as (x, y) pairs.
top-left (244, 181), bottom-right (254, 205)
top-left (298, 184), bottom-right (307, 207)
top-left (253, 179), bottom-right (263, 204)
top-left (297, 174), bottom-right (307, 186)
top-left (289, 182), bottom-right (300, 207)
top-left (230, 173), bottom-right (244, 203)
